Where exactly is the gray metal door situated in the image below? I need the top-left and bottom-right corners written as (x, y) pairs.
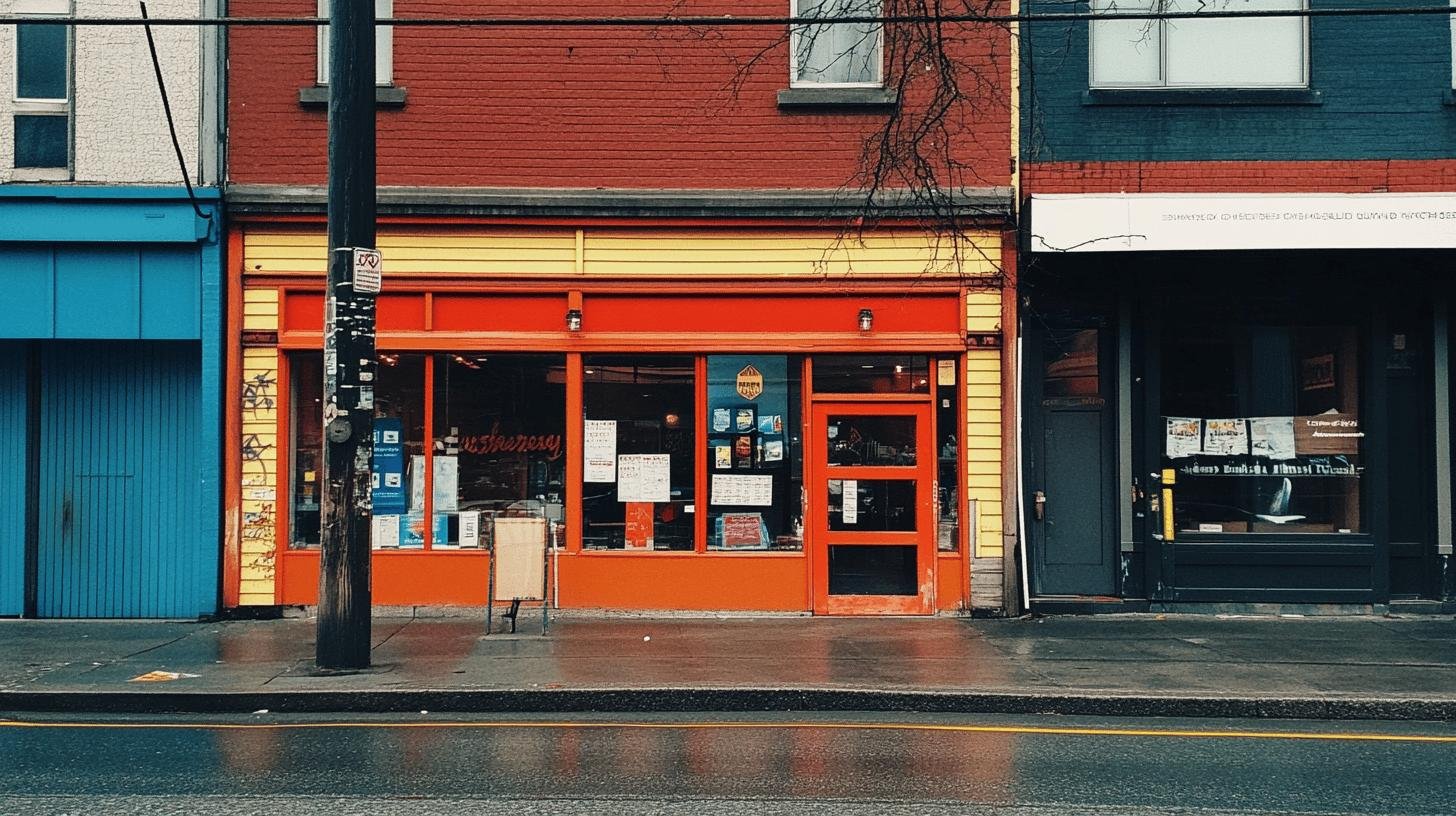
top-left (1037, 409), bottom-right (1115, 594)
top-left (1028, 326), bottom-right (1116, 596)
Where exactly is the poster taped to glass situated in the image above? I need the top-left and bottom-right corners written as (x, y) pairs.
top-left (1165, 417), bottom-right (1202, 458)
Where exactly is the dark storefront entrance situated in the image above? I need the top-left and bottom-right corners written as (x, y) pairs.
top-left (1021, 253), bottom-right (1448, 608)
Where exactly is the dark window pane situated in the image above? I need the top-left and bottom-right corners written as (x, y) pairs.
top-left (17, 24), bottom-right (67, 99)
top-left (14, 115), bottom-right (67, 169)
top-left (432, 354), bottom-right (567, 550)
top-left (828, 479), bottom-right (917, 532)
top-left (828, 545), bottom-right (917, 595)
top-left (826, 414), bottom-right (916, 466)
top-left (813, 355), bottom-right (929, 393)
top-left (582, 355), bottom-right (696, 551)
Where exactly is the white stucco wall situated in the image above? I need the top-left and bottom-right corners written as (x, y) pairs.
top-left (1, 0), bottom-right (202, 184)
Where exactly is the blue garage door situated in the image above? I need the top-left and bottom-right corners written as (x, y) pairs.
top-left (36, 341), bottom-right (209, 618)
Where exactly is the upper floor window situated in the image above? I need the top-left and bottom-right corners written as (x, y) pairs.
top-left (1090, 0), bottom-right (1308, 89)
top-left (317, 0), bottom-right (393, 86)
top-left (790, 0), bottom-right (883, 87)
top-left (11, 0), bottom-right (70, 177)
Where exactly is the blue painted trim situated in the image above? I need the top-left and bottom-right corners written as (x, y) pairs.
top-left (0, 186), bottom-right (220, 244)
top-left (198, 220), bottom-right (223, 616)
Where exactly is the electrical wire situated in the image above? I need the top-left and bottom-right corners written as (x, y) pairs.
top-left (10, 5), bottom-right (1456, 27)
top-left (138, 1), bottom-right (212, 223)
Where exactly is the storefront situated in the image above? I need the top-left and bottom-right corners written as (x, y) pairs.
top-left (226, 220), bottom-right (1013, 614)
top-left (1023, 193), bottom-right (1455, 609)
top-left (0, 187), bottom-right (224, 618)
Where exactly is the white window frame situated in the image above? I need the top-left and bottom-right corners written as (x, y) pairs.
top-left (317, 0), bottom-right (394, 87)
top-left (11, 0), bottom-right (71, 179)
top-left (788, 0), bottom-right (884, 89)
top-left (1089, 0), bottom-right (1310, 90)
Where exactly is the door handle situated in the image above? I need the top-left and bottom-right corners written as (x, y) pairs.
top-left (1033, 490), bottom-right (1046, 521)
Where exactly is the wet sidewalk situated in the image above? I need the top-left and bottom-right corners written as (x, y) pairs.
top-left (1, 613), bottom-right (1453, 719)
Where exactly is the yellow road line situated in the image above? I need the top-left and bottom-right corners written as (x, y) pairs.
top-left (1, 718), bottom-right (1453, 743)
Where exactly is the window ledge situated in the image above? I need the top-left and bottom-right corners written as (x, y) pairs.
top-left (777, 86), bottom-right (899, 111)
top-left (1082, 88), bottom-right (1322, 107)
top-left (299, 85), bottom-right (408, 108)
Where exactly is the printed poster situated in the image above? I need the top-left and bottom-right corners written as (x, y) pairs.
top-left (1249, 416), bottom-right (1297, 460)
top-left (1203, 419), bottom-right (1249, 456)
top-left (407, 454), bottom-right (460, 512)
top-left (1164, 417), bottom-right (1202, 458)
top-left (617, 454), bottom-right (671, 503)
top-left (842, 480), bottom-right (859, 525)
top-left (711, 474), bottom-right (774, 507)
top-left (584, 419), bottom-right (617, 482)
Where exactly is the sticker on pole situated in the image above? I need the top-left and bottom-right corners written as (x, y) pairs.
top-left (352, 248), bottom-right (382, 294)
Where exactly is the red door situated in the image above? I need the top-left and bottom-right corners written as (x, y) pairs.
top-left (808, 401), bottom-right (936, 615)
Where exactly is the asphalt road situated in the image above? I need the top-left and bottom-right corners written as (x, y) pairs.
top-left (2, 711), bottom-right (1454, 815)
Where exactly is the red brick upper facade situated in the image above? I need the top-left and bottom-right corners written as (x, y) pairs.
top-left (227, 1), bottom-right (1011, 191)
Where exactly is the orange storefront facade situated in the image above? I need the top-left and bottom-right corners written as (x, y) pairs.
top-left (225, 218), bottom-right (1014, 615)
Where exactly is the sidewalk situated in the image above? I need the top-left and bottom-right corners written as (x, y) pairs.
top-left (2, 613), bottom-right (1453, 720)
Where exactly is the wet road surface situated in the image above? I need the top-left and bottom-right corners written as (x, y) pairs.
top-left (2, 711), bottom-right (1453, 814)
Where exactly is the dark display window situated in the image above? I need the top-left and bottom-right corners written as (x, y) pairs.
top-left (582, 356), bottom-right (696, 550)
top-left (289, 352), bottom-right (427, 549)
top-left (1162, 325), bottom-right (1363, 534)
top-left (431, 354), bottom-right (567, 549)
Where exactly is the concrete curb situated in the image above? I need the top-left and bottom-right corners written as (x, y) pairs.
top-left (3, 688), bottom-right (1454, 721)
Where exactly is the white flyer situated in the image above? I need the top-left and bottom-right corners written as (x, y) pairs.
top-left (371, 514), bottom-right (400, 549)
top-left (1249, 416), bottom-right (1297, 460)
top-left (711, 474), bottom-right (774, 507)
top-left (584, 419), bottom-right (617, 482)
top-left (1203, 418), bottom-right (1249, 456)
top-left (433, 455), bottom-right (459, 512)
top-left (842, 480), bottom-right (858, 525)
top-left (459, 510), bottom-right (481, 548)
top-left (617, 454), bottom-right (671, 503)
top-left (1164, 417), bottom-right (1203, 458)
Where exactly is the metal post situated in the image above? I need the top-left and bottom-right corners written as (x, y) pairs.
top-left (316, 0), bottom-right (377, 671)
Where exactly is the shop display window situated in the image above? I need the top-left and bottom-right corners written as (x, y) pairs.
top-left (431, 354), bottom-right (567, 550)
top-left (705, 355), bottom-right (804, 551)
top-left (289, 351), bottom-right (427, 549)
top-left (1162, 325), bottom-right (1363, 535)
top-left (582, 356), bottom-right (696, 550)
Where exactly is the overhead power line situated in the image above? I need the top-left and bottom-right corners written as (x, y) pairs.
top-left (7, 6), bottom-right (1456, 27)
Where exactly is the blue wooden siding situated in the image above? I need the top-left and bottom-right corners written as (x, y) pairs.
top-left (1022, 0), bottom-right (1456, 162)
top-left (0, 187), bottom-right (222, 618)
top-left (36, 342), bottom-right (210, 618)
top-left (0, 344), bottom-right (25, 616)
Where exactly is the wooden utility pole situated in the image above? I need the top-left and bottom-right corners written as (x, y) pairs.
top-left (316, 0), bottom-right (378, 670)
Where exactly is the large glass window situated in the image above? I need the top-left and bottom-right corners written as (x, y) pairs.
top-left (813, 355), bottom-right (929, 394)
top-left (431, 354), bottom-right (567, 550)
top-left (705, 355), bottom-right (804, 551)
top-left (1090, 0), bottom-right (1307, 89)
top-left (289, 351), bottom-right (427, 549)
top-left (1162, 325), bottom-right (1363, 535)
top-left (582, 356), bottom-right (696, 550)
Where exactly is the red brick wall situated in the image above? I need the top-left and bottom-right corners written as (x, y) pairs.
top-left (1023, 161), bottom-right (1456, 195)
top-left (228, 1), bottom-right (1011, 189)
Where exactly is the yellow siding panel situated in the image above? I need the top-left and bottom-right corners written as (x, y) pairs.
top-left (243, 229), bottom-right (1003, 280)
top-left (239, 347), bottom-right (279, 604)
top-left (242, 288), bottom-right (280, 331)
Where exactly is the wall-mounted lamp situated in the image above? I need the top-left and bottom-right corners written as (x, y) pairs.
top-left (858, 308), bottom-right (874, 332)
top-left (565, 308), bottom-right (583, 332)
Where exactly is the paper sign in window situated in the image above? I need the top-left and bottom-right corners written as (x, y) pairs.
top-left (617, 454), bottom-right (670, 503)
top-left (584, 419), bottom-right (617, 482)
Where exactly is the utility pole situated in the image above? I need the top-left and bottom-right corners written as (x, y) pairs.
top-left (316, 0), bottom-right (378, 670)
